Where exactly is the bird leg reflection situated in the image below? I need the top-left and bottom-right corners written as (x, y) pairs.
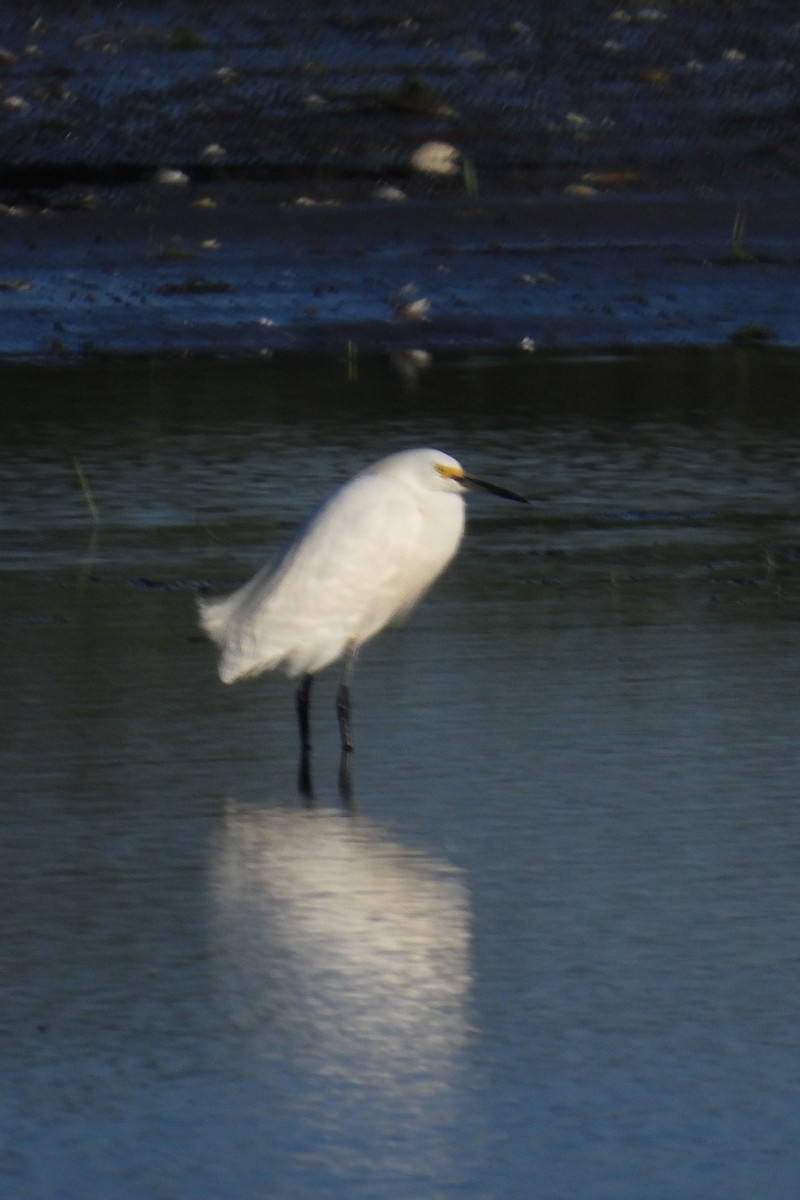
top-left (296, 673), bottom-right (314, 800)
top-left (336, 643), bottom-right (359, 804)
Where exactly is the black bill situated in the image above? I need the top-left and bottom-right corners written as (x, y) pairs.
top-left (462, 472), bottom-right (529, 504)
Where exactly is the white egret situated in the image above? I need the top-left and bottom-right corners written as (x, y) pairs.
top-left (198, 447), bottom-right (527, 799)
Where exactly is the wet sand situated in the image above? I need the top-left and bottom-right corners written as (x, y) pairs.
top-left (1, 1), bottom-right (799, 357)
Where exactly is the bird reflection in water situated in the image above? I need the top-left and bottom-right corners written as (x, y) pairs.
top-left (209, 801), bottom-right (472, 1141)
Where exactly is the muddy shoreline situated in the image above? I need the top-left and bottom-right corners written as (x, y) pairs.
top-left (2, 191), bottom-right (799, 358)
top-left (1, 1), bottom-right (799, 358)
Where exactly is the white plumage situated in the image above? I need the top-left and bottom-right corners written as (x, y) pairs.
top-left (199, 449), bottom-right (466, 682)
top-left (198, 447), bottom-right (527, 797)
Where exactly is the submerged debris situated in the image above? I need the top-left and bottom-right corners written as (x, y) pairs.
top-left (156, 278), bottom-right (234, 295)
top-left (379, 77), bottom-right (457, 119)
top-left (730, 325), bottom-right (775, 347)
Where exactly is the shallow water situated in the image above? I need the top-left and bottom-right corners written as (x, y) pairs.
top-left (2, 348), bottom-right (799, 1199)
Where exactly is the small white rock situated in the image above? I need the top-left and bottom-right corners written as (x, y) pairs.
top-left (392, 285), bottom-right (432, 321)
top-left (396, 297), bottom-right (431, 321)
top-left (154, 167), bottom-right (189, 186)
top-left (410, 141), bottom-right (461, 176)
top-left (201, 143), bottom-right (226, 161)
top-left (3, 95), bottom-right (28, 111)
top-left (373, 184), bottom-right (407, 202)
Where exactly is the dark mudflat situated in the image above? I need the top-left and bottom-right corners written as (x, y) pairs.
top-left (1, 1), bottom-right (799, 358)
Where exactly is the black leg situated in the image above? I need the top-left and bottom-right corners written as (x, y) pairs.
top-left (336, 643), bottom-right (358, 803)
top-left (296, 673), bottom-right (314, 800)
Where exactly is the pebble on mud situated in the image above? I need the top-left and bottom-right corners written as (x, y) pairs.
top-left (373, 185), bottom-right (407, 202)
top-left (392, 286), bottom-right (432, 321)
top-left (154, 167), bottom-right (190, 186)
top-left (410, 141), bottom-right (461, 176)
top-left (395, 298), bottom-right (431, 321)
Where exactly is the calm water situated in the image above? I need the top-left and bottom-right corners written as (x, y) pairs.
top-left (2, 349), bottom-right (799, 1199)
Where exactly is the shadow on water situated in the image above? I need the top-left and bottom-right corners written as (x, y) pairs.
top-left (2, 347), bottom-right (800, 1198)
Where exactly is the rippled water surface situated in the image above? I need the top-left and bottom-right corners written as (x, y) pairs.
top-left (2, 349), bottom-right (799, 1199)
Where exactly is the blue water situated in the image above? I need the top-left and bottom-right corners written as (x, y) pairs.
top-left (2, 349), bottom-right (799, 1198)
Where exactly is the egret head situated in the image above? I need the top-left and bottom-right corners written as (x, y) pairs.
top-left (434, 452), bottom-right (528, 504)
top-left (364, 448), bottom-right (528, 503)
